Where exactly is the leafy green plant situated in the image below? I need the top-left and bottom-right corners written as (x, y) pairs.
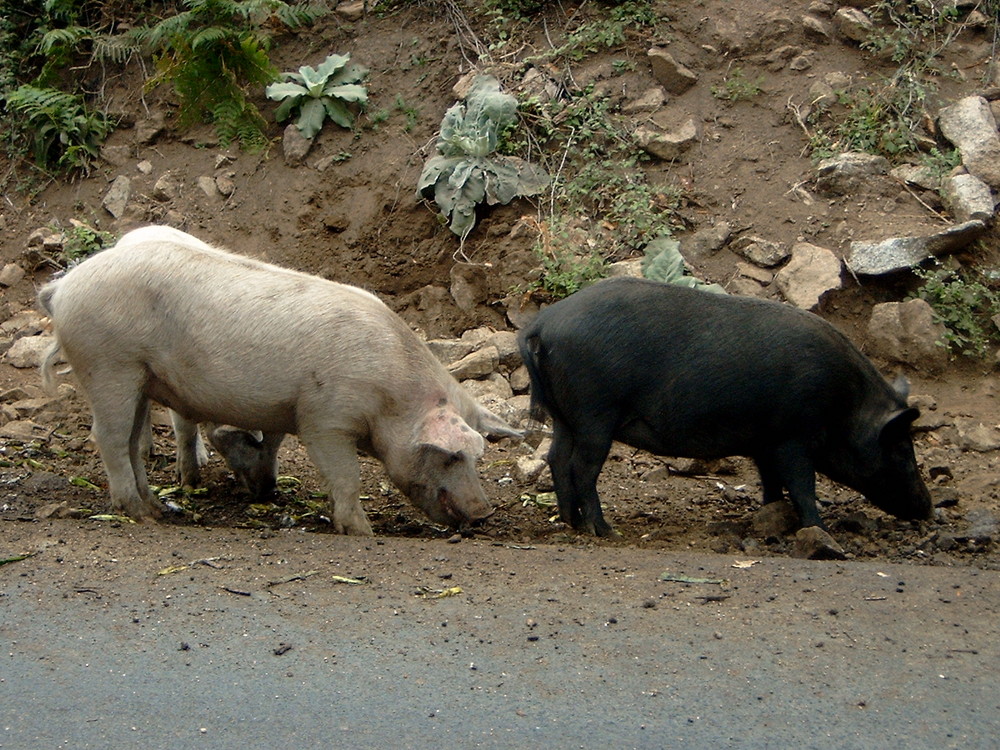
top-left (525, 1), bottom-right (659, 63)
top-left (6, 85), bottom-right (111, 174)
top-left (522, 217), bottom-right (606, 299)
top-left (911, 263), bottom-right (1000, 358)
top-left (417, 75), bottom-right (549, 239)
top-left (60, 222), bottom-right (116, 265)
top-left (106, 0), bottom-right (330, 149)
top-left (711, 67), bottom-right (764, 102)
top-left (641, 236), bottom-right (725, 293)
top-left (266, 53), bottom-right (369, 138)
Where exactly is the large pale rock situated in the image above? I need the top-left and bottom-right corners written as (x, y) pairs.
top-left (102, 175), bottom-right (131, 218)
top-left (680, 222), bottom-right (732, 260)
top-left (448, 346), bottom-right (499, 380)
top-left (815, 151), bottom-right (889, 195)
top-left (941, 173), bottom-right (995, 223)
top-left (833, 7), bottom-right (874, 42)
top-left (282, 122), bottom-right (312, 165)
top-left (731, 236), bottom-right (789, 268)
top-left (3, 335), bottom-right (55, 369)
top-left (636, 118), bottom-right (699, 161)
top-left (774, 242), bottom-right (842, 310)
top-left (866, 298), bottom-right (948, 372)
top-left (938, 96), bottom-right (1000, 187)
top-left (646, 49), bottom-right (697, 93)
top-left (846, 220), bottom-right (987, 275)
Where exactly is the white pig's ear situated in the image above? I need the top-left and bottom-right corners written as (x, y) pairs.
top-left (416, 404), bottom-right (485, 457)
top-left (473, 404), bottom-right (523, 440)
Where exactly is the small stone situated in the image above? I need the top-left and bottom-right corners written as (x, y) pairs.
top-left (751, 500), bottom-right (799, 537)
top-left (731, 236), bottom-right (789, 268)
top-left (136, 160), bottom-right (153, 174)
top-left (3, 335), bottom-right (55, 368)
top-left (0, 263), bottom-right (26, 288)
top-left (282, 123), bottom-right (313, 165)
top-left (102, 175), bottom-right (132, 218)
top-left (647, 48), bottom-right (698, 93)
top-left (792, 526), bottom-right (847, 560)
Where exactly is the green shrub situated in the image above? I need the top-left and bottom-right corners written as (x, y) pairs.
top-left (266, 53), bottom-right (369, 138)
top-left (911, 263), bottom-right (1000, 358)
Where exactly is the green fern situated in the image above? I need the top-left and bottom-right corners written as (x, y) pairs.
top-left (6, 84), bottom-right (111, 174)
top-left (128, 0), bottom-right (328, 149)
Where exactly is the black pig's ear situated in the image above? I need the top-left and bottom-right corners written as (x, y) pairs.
top-left (879, 407), bottom-right (920, 444)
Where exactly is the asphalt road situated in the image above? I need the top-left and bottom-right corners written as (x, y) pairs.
top-left (2, 523), bottom-right (998, 749)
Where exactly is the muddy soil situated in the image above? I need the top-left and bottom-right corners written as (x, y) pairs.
top-left (2, 1), bottom-right (1000, 571)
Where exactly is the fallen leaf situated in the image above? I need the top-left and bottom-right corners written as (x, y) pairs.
top-left (731, 560), bottom-right (760, 569)
top-left (0, 552), bottom-right (34, 567)
top-left (416, 585), bottom-right (463, 599)
top-left (88, 514), bottom-right (136, 524)
top-left (331, 575), bottom-right (367, 585)
top-left (659, 572), bottom-right (727, 585)
top-left (157, 564), bottom-right (189, 576)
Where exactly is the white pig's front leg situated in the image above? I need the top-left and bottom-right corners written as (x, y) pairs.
top-left (301, 429), bottom-right (373, 536)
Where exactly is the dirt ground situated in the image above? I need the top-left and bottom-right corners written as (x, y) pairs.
top-left (2, 1), bottom-right (1000, 572)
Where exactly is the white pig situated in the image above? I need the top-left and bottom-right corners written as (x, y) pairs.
top-left (38, 226), bottom-right (520, 534)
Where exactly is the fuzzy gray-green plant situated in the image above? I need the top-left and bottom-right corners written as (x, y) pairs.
top-left (417, 75), bottom-right (549, 239)
top-left (641, 236), bottom-right (725, 293)
top-left (266, 53), bottom-right (369, 138)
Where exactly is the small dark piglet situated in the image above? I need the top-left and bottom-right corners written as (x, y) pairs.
top-left (517, 277), bottom-right (933, 537)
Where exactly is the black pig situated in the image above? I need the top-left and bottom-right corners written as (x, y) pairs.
top-left (517, 277), bottom-right (933, 537)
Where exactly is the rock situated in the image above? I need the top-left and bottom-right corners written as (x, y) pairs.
top-left (735, 261), bottom-right (773, 285)
top-left (731, 235), bottom-right (789, 267)
top-left (135, 111), bottom-right (165, 144)
top-left (516, 456), bottom-right (548, 483)
top-left (959, 508), bottom-right (998, 543)
top-left (215, 174), bottom-right (236, 197)
top-left (636, 118), bottom-right (699, 161)
top-left (485, 330), bottom-right (520, 370)
top-left (100, 144), bottom-right (130, 167)
top-left (136, 159), bottom-right (153, 174)
top-left (36, 501), bottom-right (88, 520)
top-left (152, 171), bottom-right (179, 202)
top-left (1, 310), bottom-right (45, 337)
top-left (952, 418), bottom-right (1000, 452)
top-left (751, 500), bottom-right (799, 537)
top-left (890, 163), bottom-right (941, 192)
top-left (774, 242), bottom-right (842, 310)
top-left (0, 263), bottom-right (25, 287)
top-left (3, 335), bottom-right (55, 369)
top-left (196, 175), bottom-right (221, 199)
top-left (509, 364), bottom-right (530, 393)
top-left (833, 7), bottom-right (874, 42)
top-left (336, 0), bottom-right (366, 21)
top-left (607, 260), bottom-right (644, 277)
top-left (450, 264), bottom-right (488, 313)
top-left (801, 14), bottom-right (831, 40)
top-left (938, 96), bottom-right (1000, 187)
top-left (623, 87), bottom-right (668, 114)
top-left (8, 397), bottom-right (55, 419)
top-left (426, 338), bottom-right (476, 365)
top-left (679, 222), bottom-right (732, 260)
top-left (282, 122), bottom-right (313, 165)
top-left (792, 526), bottom-right (847, 560)
top-left (815, 152), bottom-right (889, 196)
top-left (941, 173), bottom-right (995, 223)
top-left (505, 295), bottom-right (540, 329)
top-left (646, 48), bottom-right (698, 94)
top-left (520, 68), bottom-right (560, 102)
top-left (461, 373), bottom-right (513, 400)
top-left (102, 175), bottom-right (131, 218)
top-left (448, 346), bottom-right (499, 380)
top-left (846, 220), bottom-right (988, 275)
top-left (0, 419), bottom-right (48, 441)
top-left (866, 299), bottom-right (948, 372)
